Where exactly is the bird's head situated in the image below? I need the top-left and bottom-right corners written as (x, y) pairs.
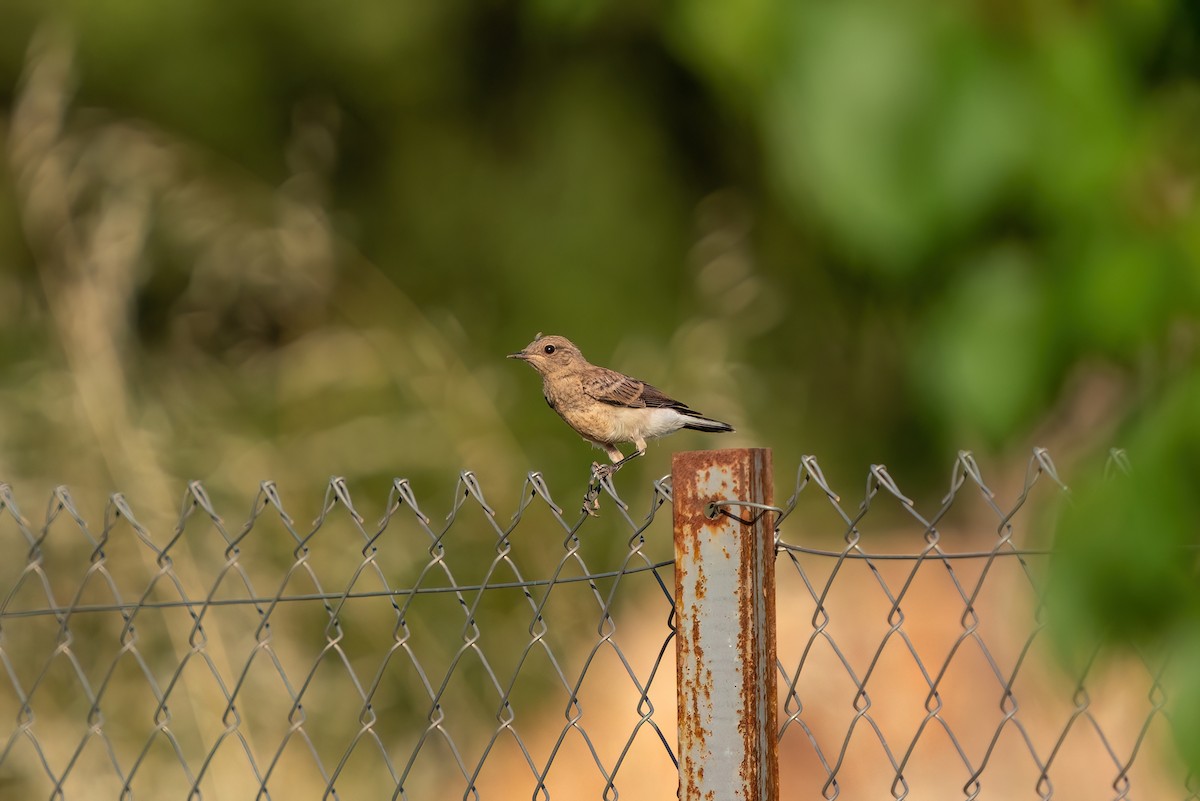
top-left (508, 334), bottom-right (587, 377)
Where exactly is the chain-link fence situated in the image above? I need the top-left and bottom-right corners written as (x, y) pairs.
top-left (0, 451), bottom-right (1192, 800)
top-left (771, 449), bottom-right (1191, 801)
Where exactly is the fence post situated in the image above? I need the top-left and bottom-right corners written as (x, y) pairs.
top-left (673, 448), bottom-right (778, 801)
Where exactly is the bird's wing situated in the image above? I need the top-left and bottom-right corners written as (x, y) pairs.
top-left (584, 368), bottom-right (687, 409)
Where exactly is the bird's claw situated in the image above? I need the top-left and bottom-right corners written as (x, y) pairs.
top-left (592, 461), bottom-right (617, 481)
top-left (582, 461), bottom-right (618, 516)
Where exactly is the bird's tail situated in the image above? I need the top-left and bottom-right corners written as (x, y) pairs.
top-left (681, 413), bottom-right (734, 434)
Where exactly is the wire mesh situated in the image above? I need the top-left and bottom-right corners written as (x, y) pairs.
top-left (0, 451), bottom-right (1193, 800)
top-left (773, 449), bottom-right (1194, 801)
top-left (0, 473), bottom-right (678, 800)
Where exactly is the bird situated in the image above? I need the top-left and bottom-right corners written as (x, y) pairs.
top-left (508, 334), bottom-right (734, 473)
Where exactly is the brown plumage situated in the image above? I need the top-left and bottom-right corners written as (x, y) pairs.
top-left (508, 334), bottom-right (734, 463)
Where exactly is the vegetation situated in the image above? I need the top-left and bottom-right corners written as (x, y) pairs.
top-left (0, 0), bottom-right (1197, 779)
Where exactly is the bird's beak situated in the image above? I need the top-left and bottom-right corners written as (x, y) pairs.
top-left (507, 351), bottom-right (529, 360)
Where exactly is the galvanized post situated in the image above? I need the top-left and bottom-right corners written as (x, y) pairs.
top-left (673, 448), bottom-right (778, 801)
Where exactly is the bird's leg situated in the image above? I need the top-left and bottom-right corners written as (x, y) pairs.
top-left (583, 446), bottom-right (645, 516)
top-left (595, 444), bottom-right (645, 480)
top-left (611, 446), bottom-right (645, 471)
top-left (590, 444), bottom-right (627, 482)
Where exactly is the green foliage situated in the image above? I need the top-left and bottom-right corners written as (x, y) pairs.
top-left (764, 2), bottom-right (1030, 271)
top-left (1051, 378), bottom-right (1200, 766)
top-left (0, 0), bottom-right (1199, 777)
top-left (914, 247), bottom-right (1053, 443)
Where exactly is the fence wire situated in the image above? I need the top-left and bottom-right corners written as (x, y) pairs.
top-left (0, 473), bottom-right (678, 801)
top-left (0, 451), bottom-right (1193, 800)
top-left (772, 449), bottom-right (1194, 801)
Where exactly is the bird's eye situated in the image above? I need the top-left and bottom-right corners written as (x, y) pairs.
top-left (543, 344), bottom-right (556, 355)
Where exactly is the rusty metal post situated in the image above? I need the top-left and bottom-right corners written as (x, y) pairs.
top-left (673, 448), bottom-right (778, 801)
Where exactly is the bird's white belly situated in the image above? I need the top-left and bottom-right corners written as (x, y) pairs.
top-left (605, 407), bottom-right (683, 443)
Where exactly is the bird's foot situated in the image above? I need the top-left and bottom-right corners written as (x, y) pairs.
top-left (583, 453), bottom-right (643, 517)
top-left (583, 461), bottom-right (619, 516)
top-left (592, 461), bottom-right (618, 482)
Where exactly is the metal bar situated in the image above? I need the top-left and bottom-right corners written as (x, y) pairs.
top-left (673, 448), bottom-right (779, 801)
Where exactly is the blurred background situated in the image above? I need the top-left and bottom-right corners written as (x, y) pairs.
top-left (0, 0), bottom-right (1198, 793)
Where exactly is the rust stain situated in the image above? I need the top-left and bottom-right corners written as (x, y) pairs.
top-left (675, 451), bottom-right (713, 801)
top-left (674, 449), bottom-right (778, 801)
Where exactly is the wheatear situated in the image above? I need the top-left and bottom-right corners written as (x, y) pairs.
top-left (508, 334), bottom-right (734, 470)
